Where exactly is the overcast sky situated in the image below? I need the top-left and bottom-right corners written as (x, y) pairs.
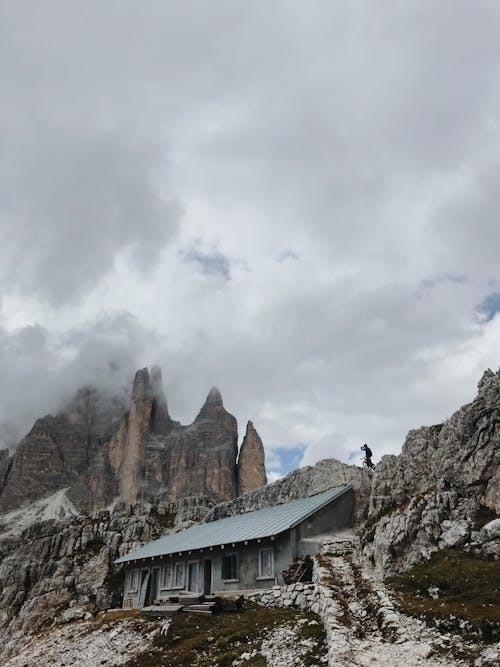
top-left (1, 1), bottom-right (500, 479)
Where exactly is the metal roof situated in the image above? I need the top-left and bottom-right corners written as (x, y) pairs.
top-left (116, 485), bottom-right (351, 564)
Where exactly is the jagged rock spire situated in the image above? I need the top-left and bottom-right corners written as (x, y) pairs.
top-left (151, 366), bottom-right (167, 407)
top-left (130, 366), bottom-right (171, 431)
top-left (206, 386), bottom-right (223, 406)
top-left (195, 386), bottom-right (224, 420)
top-left (237, 420), bottom-right (267, 495)
top-left (132, 368), bottom-right (151, 401)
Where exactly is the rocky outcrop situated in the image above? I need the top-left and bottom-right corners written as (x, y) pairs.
top-left (0, 368), bottom-right (248, 512)
top-left (237, 421), bottom-right (267, 494)
top-left (362, 368), bottom-right (500, 575)
top-left (0, 494), bottom-right (215, 655)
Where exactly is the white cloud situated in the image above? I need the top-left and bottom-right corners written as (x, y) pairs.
top-left (1, 2), bottom-right (500, 476)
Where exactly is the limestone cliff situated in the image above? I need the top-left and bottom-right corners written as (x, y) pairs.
top-left (0, 367), bottom-right (260, 512)
top-left (0, 387), bottom-right (125, 512)
top-left (137, 385), bottom-right (239, 505)
top-left (237, 421), bottom-right (267, 494)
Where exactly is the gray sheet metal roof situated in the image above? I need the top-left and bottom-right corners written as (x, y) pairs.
top-left (116, 485), bottom-right (351, 564)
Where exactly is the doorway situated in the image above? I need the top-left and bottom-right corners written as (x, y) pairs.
top-left (187, 561), bottom-right (199, 592)
top-left (139, 569), bottom-right (150, 607)
top-left (203, 559), bottom-right (212, 595)
top-left (145, 568), bottom-right (160, 606)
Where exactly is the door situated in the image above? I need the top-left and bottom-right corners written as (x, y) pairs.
top-left (187, 561), bottom-right (199, 592)
top-left (203, 559), bottom-right (212, 595)
top-left (147, 568), bottom-right (160, 606)
top-left (139, 570), bottom-right (150, 607)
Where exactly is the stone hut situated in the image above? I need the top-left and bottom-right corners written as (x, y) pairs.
top-left (116, 485), bottom-right (354, 607)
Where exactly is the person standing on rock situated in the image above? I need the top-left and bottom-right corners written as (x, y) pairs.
top-left (361, 444), bottom-right (375, 469)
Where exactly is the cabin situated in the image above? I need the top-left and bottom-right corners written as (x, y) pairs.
top-left (116, 485), bottom-right (354, 608)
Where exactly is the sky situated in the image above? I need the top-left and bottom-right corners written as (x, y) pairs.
top-left (1, 1), bottom-right (500, 480)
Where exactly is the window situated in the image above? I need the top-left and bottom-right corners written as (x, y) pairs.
top-left (161, 564), bottom-right (172, 590)
top-left (173, 561), bottom-right (185, 589)
top-left (187, 561), bottom-right (199, 592)
top-left (128, 569), bottom-right (138, 592)
top-left (221, 554), bottom-right (238, 581)
top-left (259, 548), bottom-right (274, 579)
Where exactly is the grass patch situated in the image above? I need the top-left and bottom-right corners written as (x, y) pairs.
top-left (297, 617), bottom-right (327, 666)
top-left (387, 548), bottom-right (500, 626)
top-left (119, 602), bottom-right (326, 667)
top-left (94, 609), bottom-right (141, 623)
top-left (80, 608), bottom-right (142, 635)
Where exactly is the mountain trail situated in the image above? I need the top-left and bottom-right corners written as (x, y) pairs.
top-left (314, 531), bottom-right (491, 667)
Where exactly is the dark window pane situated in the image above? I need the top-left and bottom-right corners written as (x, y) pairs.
top-left (221, 554), bottom-right (238, 579)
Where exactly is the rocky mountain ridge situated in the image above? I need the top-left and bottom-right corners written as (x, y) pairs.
top-left (0, 367), bottom-right (268, 513)
top-left (0, 366), bottom-right (498, 662)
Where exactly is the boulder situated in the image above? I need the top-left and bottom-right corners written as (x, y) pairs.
top-left (439, 519), bottom-right (470, 548)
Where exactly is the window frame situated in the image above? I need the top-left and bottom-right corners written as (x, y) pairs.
top-left (187, 560), bottom-right (200, 592)
top-left (128, 568), bottom-right (138, 593)
top-left (221, 553), bottom-right (239, 582)
top-left (160, 563), bottom-right (172, 591)
top-left (173, 561), bottom-right (185, 589)
top-left (258, 547), bottom-right (275, 580)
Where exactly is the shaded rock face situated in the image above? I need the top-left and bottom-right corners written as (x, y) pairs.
top-left (0, 368), bottom-right (245, 513)
top-left (237, 421), bottom-right (267, 495)
top-left (0, 449), bottom-right (10, 489)
top-left (363, 368), bottom-right (500, 575)
top-left (137, 384), bottom-right (239, 506)
top-left (0, 388), bottom-right (125, 512)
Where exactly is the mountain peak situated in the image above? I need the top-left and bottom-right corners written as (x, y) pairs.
top-left (131, 368), bottom-right (151, 401)
top-left (207, 386), bottom-right (223, 404)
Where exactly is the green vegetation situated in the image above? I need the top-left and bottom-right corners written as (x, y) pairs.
top-left (119, 602), bottom-right (326, 667)
top-left (387, 548), bottom-right (500, 627)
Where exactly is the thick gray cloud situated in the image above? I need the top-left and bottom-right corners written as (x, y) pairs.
top-left (1, 2), bottom-right (500, 475)
top-left (0, 130), bottom-right (179, 303)
top-left (0, 312), bottom-right (155, 447)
